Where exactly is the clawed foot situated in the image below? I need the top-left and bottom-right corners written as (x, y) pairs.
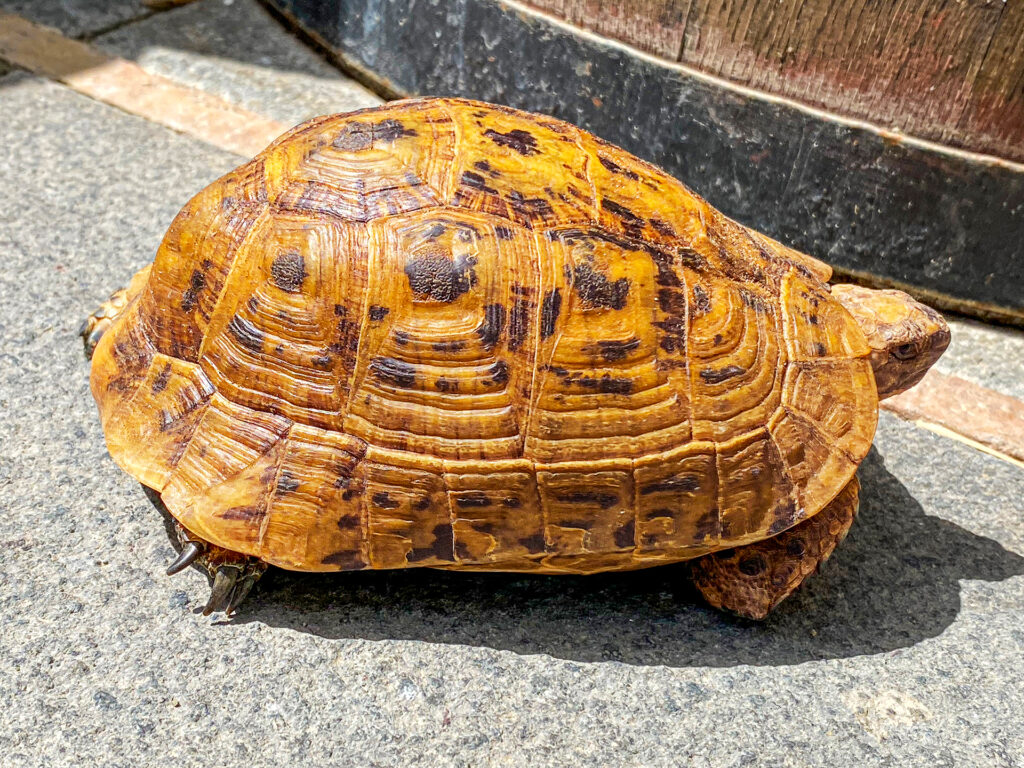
top-left (167, 522), bottom-right (267, 616)
top-left (79, 286), bottom-right (130, 359)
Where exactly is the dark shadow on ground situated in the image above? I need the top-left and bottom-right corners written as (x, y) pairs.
top-left (150, 447), bottom-right (1024, 667)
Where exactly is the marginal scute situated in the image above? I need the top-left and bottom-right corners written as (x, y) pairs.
top-left (100, 353), bottom-right (215, 491)
top-left (90, 97), bottom-right (882, 575)
top-left (259, 423), bottom-right (368, 570)
top-left (537, 467), bottom-right (636, 556)
top-left (161, 394), bottom-right (292, 554)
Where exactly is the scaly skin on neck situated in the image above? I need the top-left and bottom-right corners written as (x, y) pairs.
top-left (831, 283), bottom-right (951, 399)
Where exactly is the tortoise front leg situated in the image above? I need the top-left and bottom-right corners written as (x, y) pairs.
top-left (79, 264), bottom-right (152, 358)
top-left (167, 519), bottom-right (267, 616)
top-left (691, 476), bottom-right (860, 619)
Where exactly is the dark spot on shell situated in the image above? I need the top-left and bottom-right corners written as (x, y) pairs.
top-left (222, 506), bottom-right (263, 521)
top-left (738, 555), bottom-right (767, 576)
top-left (640, 475), bottom-right (700, 495)
top-left (473, 159), bottom-right (493, 173)
top-left (808, 314), bottom-right (819, 325)
top-left (692, 284), bottom-right (711, 314)
top-left (506, 190), bottom-right (554, 223)
top-left (333, 304), bottom-right (346, 316)
top-left (494, 225), bottom-right (514, 240)
top-left (502, 496), bottom-right (521, 508)
top-left (321, 550), bottom-right (365, 569)
top-left (700, 365), bottom-right (746, 384)
top-left (713, 334), bottom-right (723, 345)
top-left (277, 472), bottom-right (300, 493)
top-left (586, 337), bottom-right (640, 362)
top-left (151, 363), bottom-right (172, 394)
top-left (483, 128), bottom-right (539, 155)
top-left (370, 357), bottom-right (416, 388)
top-left (460, 170), bottom-right (498, 195)
top-left (695, 508), bottom-right (719, 540)
top-left (393, 330), bottom-right (410, 346)
top-left (435, 377), bottom-right (458, 392)
top-left (332, 122), bottom-right (373, 151)
top-left (518, 533), bottom-right (546, 553)
top-left (336, 514), bottom-right (361, 530)
top-left (181, 269), bottom-right (206, 312)
top-left (487, 360), bottom-right (510, 386)
top-left (600, 197), bottom-right (645, 237)
top-left (408, 523), bottom-right (455, 563)
top-left (270, 251), bottom-right (306, 292)
top-left (454, 541), bottom-right (473, 561)
top-left (648, 508), bottom-right (674, 520)
top-left (405, 250), bottom-right (477, 302)
top-left (554, 491), bottom-right (618, 509)
top-left (312, 353), bottom-right (332, 368)
top-left (456, 492), bottom-right (492, 508)
top-left (432, 339), bottom-right (466, 353)
top-left (597, 154), bottom-right (640, 180)
top-left (374, 119), bottom-right (416, 142)
top-left (507, 298), bottom-right (531, 352)
top-left (368, 305), bottom-right (389, 321)
top-left (476, 303), bottom-right (506, 348)
top-left (413, 497), bottom-right (431, 511)
top-left (540, 288), bottom-right (562, 339)
top-left (814, 342), bottom-right (828, 356)
top-left (614, 519), bottom-right (636, 549)
top-left (649, 218), bottom-right (677, 238)
top-left (227, 314), bottom-right (264, 352)
top-left (371, 491), bottom-right (399, 509)
top-left (572, 262), bottom-right (630, 310)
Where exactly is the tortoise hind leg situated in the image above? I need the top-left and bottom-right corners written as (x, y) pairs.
top-left (168, 519), bottom-right (267, 616)
top-left (79, 264), bottom-right (152, 358)
top-left (691, 477), bottom-right (860, 619)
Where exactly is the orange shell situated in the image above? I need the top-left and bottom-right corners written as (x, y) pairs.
top-left (90, 98), bottom-right (877, 574)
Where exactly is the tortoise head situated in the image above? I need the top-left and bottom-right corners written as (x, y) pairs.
top-left (831, 283), bottom-right (950, 399)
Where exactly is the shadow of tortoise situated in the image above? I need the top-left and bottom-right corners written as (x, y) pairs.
top-left (150, 446), bottom-right (1024, 668)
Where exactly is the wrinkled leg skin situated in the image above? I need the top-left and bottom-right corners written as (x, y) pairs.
top-left (690, 477), bottom-right (860, 619)
top-left (167, 520), bottom-right (268, 616)
top-left (79, 264), bottom-right (151, 358)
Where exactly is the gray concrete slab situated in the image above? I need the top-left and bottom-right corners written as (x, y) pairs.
top-left (0, 0), bottom-right (152, 38)
top-left (2, 73), bottom-right (1024, 767)
top-left (94, 0), bottom-right (382, 129)
top-left (937, 316), bottom-right (1024, 401)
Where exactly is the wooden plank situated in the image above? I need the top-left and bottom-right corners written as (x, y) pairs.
top-left (523, 0), bottom-right (691, 60)
top-left (523, 0), bottom-right (1023, 162)
top-left (0, 12), bottom-right (287, 157)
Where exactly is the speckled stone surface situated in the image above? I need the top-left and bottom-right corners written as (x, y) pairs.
top-left (937, 316), bottom-right (1024, 401)
top-left (94, 0), bottom-right (382, 128)
top-left (2, 73), bottom-right (1024, 767)
top-left (0, 0), bottom-right (152, 38)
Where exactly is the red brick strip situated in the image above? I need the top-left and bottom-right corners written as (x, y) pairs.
top-left (883, 370), bottom-right (1024, 466)
top-left (0, 12), bottom-right (287, 157)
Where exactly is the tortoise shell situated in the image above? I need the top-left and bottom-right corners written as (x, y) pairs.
top-left (90, 98), bottom-right (877, 574)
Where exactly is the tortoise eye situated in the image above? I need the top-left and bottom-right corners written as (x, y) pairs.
top-left (892, 343), bottom-right (917, 360)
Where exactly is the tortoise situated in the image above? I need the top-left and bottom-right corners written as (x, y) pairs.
top-left (82, 97), bottom-right (950, 619)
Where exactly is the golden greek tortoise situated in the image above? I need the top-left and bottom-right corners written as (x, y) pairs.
top-left (82, 98), bottom-right (950, 619)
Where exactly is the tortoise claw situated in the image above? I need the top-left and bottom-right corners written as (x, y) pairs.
top-left (203, 567), bottom-right (238, 616)
top-left (225, 572), bottom-right (260, 615)
top-left (166, 541), bottom-right (204, 575)
top-left (201, 561), bottom-right (266, 617)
